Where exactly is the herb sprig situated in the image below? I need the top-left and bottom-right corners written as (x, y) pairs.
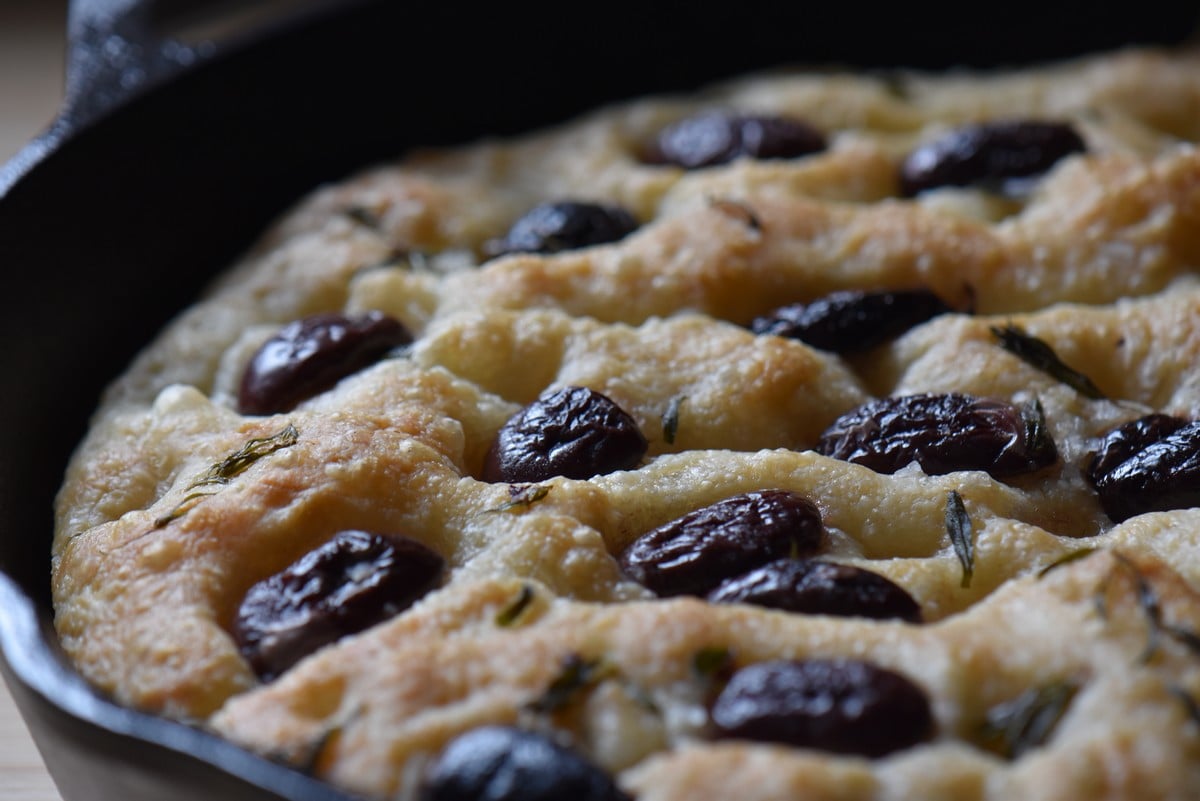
top-left (692, 646), bottom-right (735, 680)
top-left (154, 425), bottom-right (299, 528)
top-left (706, 196), bottom-right (761, 231)
top-left (1037, 547), bottom-right (1098, 578)
top-left (1095, 552), bottom-right (1163, 664)
top-left (528, 654), bottom-right (613, 715)
top-left (1095, 552), bottom-right (1200, 664)
top-left (980, 681), bottom-right (1079, 759)
top-left (485, 484), bottom-right (550, 514)
top-left (495, 584), bottom-right (537, 628)
top-left (991, 324), bottom-right (1105, 399)
top-left (191, 424), bottom-right (300, 489)
top-left (945, 490), bottom-right (976, 588)
top-left (662, 395), bottom-right (686, 445)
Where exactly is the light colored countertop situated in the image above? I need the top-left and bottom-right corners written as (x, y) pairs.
top-left (0, 684), bottom-right (61, 801)
top-left (2, 2), bottom-right (69, 800)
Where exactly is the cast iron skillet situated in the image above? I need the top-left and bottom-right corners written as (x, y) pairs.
top-left (1, 2), bottom-right (1197, 799)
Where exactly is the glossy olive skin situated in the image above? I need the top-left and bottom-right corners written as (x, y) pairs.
top-left (643, 111), bottom-right (826, 169)
top-left (232, 530), bottom-right (444, 681)
top-left (619, 490), bottom-right (826, 597)
top-left (483, 386), bottom-right (648, 483)
top-left (817, 392), bottom-right (1058, 478)
top-left (750, 289), bottom-right (953, 352)
top-left (1086, 413), bottom-right (1200, 523)
top-left (237, 311), bottom-right (411, 415)
top-left (711, 658), bottom-right (935, 757)
top-left (899, 119), bottom-right (1085, 196)
top-left (706, 558), bottom-right (922, 622)
top-left (486, 200), bottom-right (639, 257)
top-left (420, 726), bottom-right (630, 801)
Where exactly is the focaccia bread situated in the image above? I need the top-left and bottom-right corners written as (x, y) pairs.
top-left (52, 43), bottom-right (1200, 800)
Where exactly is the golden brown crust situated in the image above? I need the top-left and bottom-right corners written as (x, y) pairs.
top-left (52, 44), bottom-right (1200, 799)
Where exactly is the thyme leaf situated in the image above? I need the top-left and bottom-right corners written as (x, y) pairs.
top-left (991, 324), bottom-right (1105, 400)
top-left (495, 584), bottom-right (536, 627)
top-left (1037, 547), bottom-right (1098, 578)
top-left (1094, 553), bottom-right (1164, 664)
top-left (620, 680), bottom-right (662, 715)
top-left (1018, 397), bottom-right (1055, 461)
top-left (152, 490), bottom-right (218, 528)
top-left (945, 490), bottom-right (975, 588)
top-left (190, 425), bottom-right (300, 490)
top-left (980, 681), bottom-right (1079, 759)
top-left (298, 723), bottom-right (343, 776)
top-left (528, 654), bottom-right (612, 715)
top-left (343, 205), bottom-right (382, 230)
top-left (706, 196), bottom-right (761, 231)
top-left (662, 395), bottom-right (686, 445)
top-left (692, 646), bottom-right (735, 680)
top-left (1116, 552), bottom-right (1164, 664)
top-left (153, 425), bottom-right (299, 528)
top-left (1169, 685), bottom-right (1200, 728)
top-left (1165, 623), bottom-right (1200, 657)
top-left (485, 484), bottom-right (550, 514)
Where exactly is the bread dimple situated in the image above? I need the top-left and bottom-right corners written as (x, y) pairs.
top-left (209, 552), bottom-right (1200, 799)
top-left (52, 44), bottom-right (1200, 800)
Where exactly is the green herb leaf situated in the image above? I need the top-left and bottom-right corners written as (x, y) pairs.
top-left (1037, 547), bottom-right (1098, 578)
top-left (1116, 552), bottom-right (1164, 664)
top-left (692, 646), bottom-right (735, 679)
top-left (190, 425), bottom-right (300, 490)
top-left (298, 723), bottom-right (343, 776)
top-left (707, 197), bottom-right (761, 231)
top-left (621, 681), bottom-right (662, 714)
top-left (991, 324), bottom-right (1105, 399)
top-left (980, 681), bottom-right (1079, 759)
top-left (153, 490), bottom-right (218, 528)
top-left (1018, 397), bottom-right (1056, 462)
top-left (945, 490), bottom-right (975, 588)
top-left (662, 395), bottom-right (686, 445)
top-left (1169, 685), bottom-right (1200, 728)
top-left (485, 484), bottom-right (550, 514)
top-left (495, 584), bottom-right (536, 627)
top-left (1165, 624), bottom-right (1200, 657)
top-left (154, 425), bottom-right (299, 528)
top-left (1095, 553), bottom-right (1165, 664)
top-left (528, 654), bottom-right (611, 715)
top-left (343, 205), bottom-right (382, 230)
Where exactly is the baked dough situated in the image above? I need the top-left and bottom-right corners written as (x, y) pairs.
top-left (52, 44), bottom-right (1200, 799)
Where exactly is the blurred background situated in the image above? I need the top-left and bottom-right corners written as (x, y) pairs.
top-left (1, 3), bottom-right (67, 797)
top-left (0, 1), bottom-right (65, 165)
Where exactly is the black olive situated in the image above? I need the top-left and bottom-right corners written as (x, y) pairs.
top-left (750, 289), bottom-right (953, 352)
top-left (899, 120), bottom-right (1085, 197)
top-left (619, 490), bottom-right (825, 598)
top-left (238, 311), bottom-right (411, 415)
top-left (421, 726), bottom-right (630, 801)
top-left (482, 386), bottom-right (648, 483)
top-left (233, 530), bottom-right (443, 681)
top-left (1086, 413), bottom-right (1200, 523)
top-left (706, 559), bottom-right (922, 622)
top-left (486, 201), bottom-right (639, 258)
top-left (817, 392), bottom-right (1058, 479)
top-left (643, 111), bottom-right (826, 169)
top-left (711, 658), bottom-right (935, 757)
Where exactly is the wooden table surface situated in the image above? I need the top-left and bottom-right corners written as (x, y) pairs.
top-left (3, 3), bottom-right (69, 799)
top-left (0, 682), bottom-right (61, 801)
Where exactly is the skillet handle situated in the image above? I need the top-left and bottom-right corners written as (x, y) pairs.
top-left (60, 0), bottom-right (349, 134)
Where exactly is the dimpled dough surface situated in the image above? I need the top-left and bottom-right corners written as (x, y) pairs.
top-left (51, 45), bottom-right (1200, 799)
